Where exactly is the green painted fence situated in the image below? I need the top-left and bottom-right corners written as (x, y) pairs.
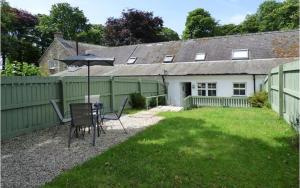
top-left (184, 96), bottom-right (251, 109)
top-left (264, 61), bottom-right (299, 130)
top-left (1, 76), bottom-right (165, 139)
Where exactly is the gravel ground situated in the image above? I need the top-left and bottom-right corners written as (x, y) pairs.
top-left (1, 106), bottom-right (182, 188)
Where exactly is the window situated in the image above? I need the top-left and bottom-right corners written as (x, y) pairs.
top-left (48, 60), bottom-right (58, 70)
top-left (232, 49), bottom-right (249, 60)
top-left (233, 83), bottom-right (246, 96)
top-left (127, 57), bottom-right (137, 64)
top-left (164, 55), bottom-right (174, 63)
top-left (198, 83), bottom-right (217, 96)
top-left (195, 53), bottom-right (206, 61)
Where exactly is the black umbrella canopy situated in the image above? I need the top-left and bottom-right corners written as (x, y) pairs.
top-left (57, 53), bottom-right (115, 66)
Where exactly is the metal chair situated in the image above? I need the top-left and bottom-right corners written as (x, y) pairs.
top-left (101, 97), bottom-right (128, 134)
top-left (69, 103), bottom-right (96, 147)
top-left (50, 100), bottom-right (71, 137)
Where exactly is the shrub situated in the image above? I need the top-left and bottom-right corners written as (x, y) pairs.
top-left (148, 98), bottom-right (157, 108)
top-left (1, 60), bottom-right (42, 76)
top-left (129, 93), bottom-right (146, 109)
top-left (158, 96), bottom-right (166, 105)
top-left (248, 91), bottom-right (268, 108)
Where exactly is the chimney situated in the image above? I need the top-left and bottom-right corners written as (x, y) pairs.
top-left (54, 32), bottom-right (63, 39)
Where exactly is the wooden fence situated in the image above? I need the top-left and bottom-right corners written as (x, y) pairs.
top-left (264, 61), bottom-right (299, 130)
top-left (184, 96), bottom-right (251, 109)
top-left (1, 76), bottom-right (165, 139)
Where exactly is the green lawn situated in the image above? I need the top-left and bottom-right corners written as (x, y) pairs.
top-left (44, 108), bottom-right (299, 188)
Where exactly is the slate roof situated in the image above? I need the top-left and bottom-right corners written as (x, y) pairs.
top-left (53, 57), bottom-right (298, 77)
top-left (56, 30), bottom-right (299, 65)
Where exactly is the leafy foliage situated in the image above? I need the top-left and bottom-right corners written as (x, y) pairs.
top-left (36, 3), bottom-right (88, 40)
top-left (77, 24), bottom-right (105, 45)
top-left (182, 8), bottom-right (217, 39)
top-left (129, 93), bottom-right (146, 109)
top-left (104, 9), bottom-right (164, 46)
top-left (248, 91), bottom-right (269, 108)
top-left (159, 27), bottom-right (180, 41)
top-left (1, 60), bottom-right (42, 76)
top-left (1, 1), bottom-right (40, 67)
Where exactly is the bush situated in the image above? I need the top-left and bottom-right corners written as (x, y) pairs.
top-left (129, 93), bottom-right (146, 109)
top-left (248, 91), bottom-right (269, 108)
top-left (1, 60), bottom-right (42, 76)
top-left (148, 98), bottom-right (157, 108)
top-left (158, 96), bottom-right (166, 105)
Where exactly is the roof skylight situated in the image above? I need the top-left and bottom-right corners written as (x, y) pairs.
top-left (163, 55), bottom-right (174, 63)
top-left (195, 53), bottom-right (206, 61)
top-left (232, 49), bottom-right (249, 60)
top-left (127, 57), bottom-right (137, 64)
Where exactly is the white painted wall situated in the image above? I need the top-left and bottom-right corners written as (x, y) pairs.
top-left (166, 75), bottom-right (266, 106)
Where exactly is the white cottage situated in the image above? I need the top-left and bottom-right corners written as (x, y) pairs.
top-left (40, 30), bottom-right (299, 106)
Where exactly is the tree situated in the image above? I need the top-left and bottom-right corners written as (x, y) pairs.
top-left (1, 1), bottom-right (40, 67)
top-left (77, 24), bottom-right (105, 45)
top-left (241, 14), bottom-right (260, 33)
top-left (274, 0), bottom-right (299, 30)
top-left (159, 27), bottom-right (180, 41)
top-left (36, 3), bottom-right (88, 41)
top-left (104, 9), bottom-right (163, 46)
top-left (256, 0), bottom-right (281, 31)
top-left (215, 24), bottom-right (242, 36)
top-left (182, 8), bottom-right (217, 39)
top-left (1, 60), bottom-right (42, 76)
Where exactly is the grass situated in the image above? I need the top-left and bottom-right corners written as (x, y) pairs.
top-left (44, 108), bottom-right (299, 188)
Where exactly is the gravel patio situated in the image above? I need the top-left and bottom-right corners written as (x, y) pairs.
top-left (1, 106), bottom-right (182, 188)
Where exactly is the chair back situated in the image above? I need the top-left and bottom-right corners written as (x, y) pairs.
top-left (117, 97), bottom-right (128, 118)
top-left (50, 100), bottom-right (64, 122)
top-left (70, 103), bottom-right (93, 128)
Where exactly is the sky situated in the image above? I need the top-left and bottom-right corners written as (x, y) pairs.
top-left (8, 0), bottom-right (266, 35)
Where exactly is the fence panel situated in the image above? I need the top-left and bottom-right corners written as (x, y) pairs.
top-left (1, 77), bottom-right (62, 139)
top-left (184, 96), bottom-right (251, 109)
top-left (264, 61), bottom-right (300, 130)
top-left (1, 76), bottom-right (165, 139)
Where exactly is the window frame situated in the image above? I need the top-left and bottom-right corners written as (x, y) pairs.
top-left (232, 82), bottom-right (247, 96)
top-left (232, 49), bottom-right (249, 60)
top-left (48, 60), bottom-right (58, 70)
top-left (195, 52), bottom-right (206, 61)
top-left (197, 82), bottom-right (217, 96)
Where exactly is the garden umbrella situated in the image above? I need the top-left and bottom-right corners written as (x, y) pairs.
top-left (57, 53), bottom-right (114, 103)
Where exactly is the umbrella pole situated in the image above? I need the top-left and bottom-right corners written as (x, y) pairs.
top-left (88, 61), bottom-right (90, 104)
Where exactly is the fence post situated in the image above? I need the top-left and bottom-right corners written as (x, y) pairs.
top-left (268, 73), bottom-right (272, 104)
top-left (138, 79), bottom-right (143, 95)
top-left (110, 76), bottom-right (115, 112)
top-left (278, 65), bottom-right (284, 117)
top-left (60, 77), bottom-right (67, 116)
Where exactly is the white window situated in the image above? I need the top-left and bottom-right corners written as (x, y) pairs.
top-left (164, 55), bottom-right (174, 63)
top-left (233, 83), bottom-right (246, 96)
top-left (195, 53), bottom-right (206, 61)
top-left (198, 83), bottom-right (217, 96)
top-left (48, 60), bottom-right (58, 70)
top-left (127, 57), bottom-right (137, 64)
top-left (232, 49), bottom-right (249, 60)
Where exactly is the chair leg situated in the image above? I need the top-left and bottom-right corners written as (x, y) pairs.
top-left (92, 124), bottom-right (96, 146)
top-left (52, 123), bottom-right (62, 138)
top-left (100, 119), bottom-right (106, 134)
top-left (68, 126), bottom-right (74, 148)
top-left (119, 119), bottom-right (128, 134)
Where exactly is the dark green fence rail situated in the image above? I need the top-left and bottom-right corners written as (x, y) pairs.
top-left (264, 61), bottom-right (299, 130)
top-left (1, 76), bottom-right (165, 139)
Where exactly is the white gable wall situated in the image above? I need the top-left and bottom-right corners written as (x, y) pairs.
top-left (166, 75), bottom-right (266, 106)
